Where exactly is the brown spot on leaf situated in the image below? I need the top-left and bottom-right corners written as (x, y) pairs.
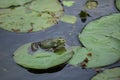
top-left (84, 58), bottom-right (89, 63)
top-left (28, 27), bottom-right (33, 32)
top-left (81, 62), bottom-right (87, 68)
top-left (11, 28), bottom-right (20, 32)
top-left (87, 52), bottom-right (92, 56)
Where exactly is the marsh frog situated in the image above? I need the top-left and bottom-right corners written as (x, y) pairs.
top-left (31, 37), bottom-right (66, 52)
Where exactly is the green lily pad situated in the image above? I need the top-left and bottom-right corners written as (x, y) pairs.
top-left (80, 13), bottom-right (120, 40)
top-left (0, 0), bottom-right (32, 8)
top-left (60, 15), bottom-right (77, 24)
top-left (79, 34), bottom-right (120, 56)
top-left (69, 47), bottom-right (120, 68)
top-left (79, 14), bottom-right (120, 68)
top-left (0, 0), bottom-right (64, 32)
top-left (69, 13), bottom-right (120, 68)
top-left (85, 0), bottom-right (98, 9)
top-left (29, 0), bottom-right (63, 13)
top-left (13, 43), bottom-right (73, 69)
top-left (116, 0), bottom-right (120, 11)
top-left (91, 68), bottom-right (120, 80)
top-left (62, 1), bottom-right (75, 7)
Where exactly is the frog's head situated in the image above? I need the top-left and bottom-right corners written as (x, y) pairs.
top-left (57, 37), bottom-right (66, 44)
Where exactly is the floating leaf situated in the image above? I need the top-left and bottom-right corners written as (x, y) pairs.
top-left (85, 0), bottom-right (98, 9)
top-left (62, 1), bottom-right (75, 7)
top-left (13, 43), bottom-right (73, 69)
top-left (116, 0), bottom-right (120, 11)
top-left (0, 0), bottom-right (32, 8)
top-left (0, 0), bottom-right (64, 32)
top-left (91, 68), bottom-right (120, 80)
top-left (69, 13), bottom-right (120, 68)
top-left (60, 15), bottom-right (77, 24)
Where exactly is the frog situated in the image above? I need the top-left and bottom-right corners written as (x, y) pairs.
top-left (31, 37), bottom-right (66, 52)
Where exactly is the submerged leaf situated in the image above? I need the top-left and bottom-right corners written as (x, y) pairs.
top-left (78, 10), bottom-right (90, 23)
top-left (62, 1), bottom-right (75, 7)
top-left (85, 0), bottom-right (98, 9)
top-left (60, 15), bottom-right (77, 24)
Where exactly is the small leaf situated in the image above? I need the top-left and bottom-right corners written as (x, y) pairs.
top-left (86, 0), bottom-right (98, 9)
top-left (78, 10), bottom-right (90, 23)
top-left (62, 1), bottom-right (75, 7)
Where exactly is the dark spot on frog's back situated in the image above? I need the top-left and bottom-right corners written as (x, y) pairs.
top-left (30, 37), bottom-right (66, 53)
top-left (37, 13), bottom-right (42, 16)
top-left (20, 17), bottom-right (24, 20)
top-left (58, 0), bottom-right (64, 6)
top-left (0, 22), bottom-right (3, 24)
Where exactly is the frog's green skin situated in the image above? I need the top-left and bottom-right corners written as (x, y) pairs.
top-left (37, 37), bottom-right (66, 51)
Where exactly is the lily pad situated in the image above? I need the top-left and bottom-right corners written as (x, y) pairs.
top-left (79, 34), bottom-right (120, 56)
top-left (60, 15), bottom-right (77, 24)
top-left (0, 0), bottom-right (64, 32)
top-left (13, 43), bottom-right (73, 69)
top-left (85, 0), bottom-right (98, 9)
top-left (69, 47), bottom-right (120, 68)
top-left (116, 0), bottom-right (120, 11)
top-left (79, 13), bottom-right (120, 40)
top-left (91, 68), bottom-right (120, 80)
top-left (79, 14), bottom-right (120, 68)
top-left (0, 0), bottom-right (32, 8)
top-left (69, 13), bottom-right (120, 68)
top-left (62, 1), bottom-right (75, 7)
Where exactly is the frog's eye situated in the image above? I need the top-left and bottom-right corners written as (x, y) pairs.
top-left (62, 39), bottom-right (66, 42)
top-left (60, 39), bottom-right (66, 42)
